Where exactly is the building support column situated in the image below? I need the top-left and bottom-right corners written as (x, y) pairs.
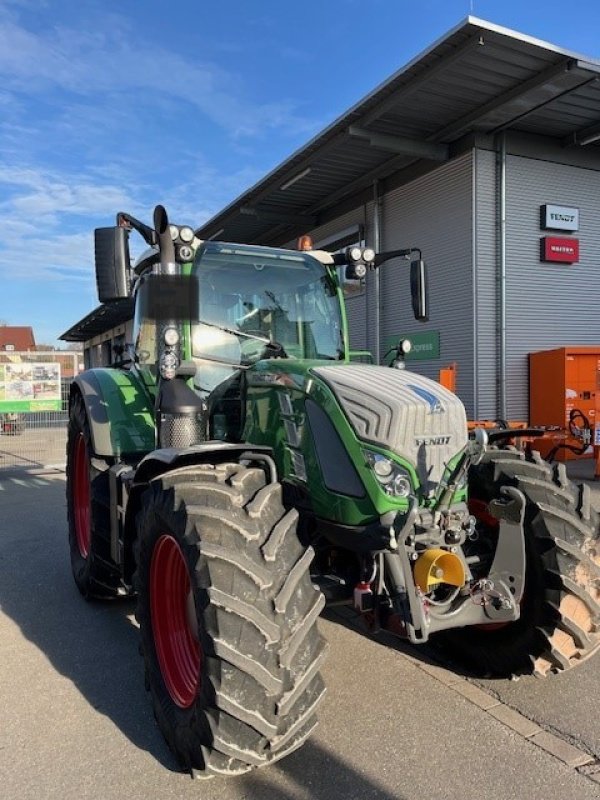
top-left (495, 132), bottom-right (507, 420)
top-left (372, 180), bottom-right (382, 364)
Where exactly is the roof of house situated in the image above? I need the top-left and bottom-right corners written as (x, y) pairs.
top-left (0, 326), bottom-right (36, 351)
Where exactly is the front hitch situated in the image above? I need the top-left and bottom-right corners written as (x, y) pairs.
top-left (379, 487), bottom-right (527, 643)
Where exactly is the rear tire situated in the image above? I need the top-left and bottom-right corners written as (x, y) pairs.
top-left (134, 462), bottom-right (328, 777)
top-left (439, 449), bottom-right (600, 676)
top-left (66, 394), bottom-right (122, 598)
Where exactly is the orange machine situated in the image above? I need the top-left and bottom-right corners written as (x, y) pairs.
top-left (529, 346), bottom-right (599, 462)
top-left (437, 351), bottom-right (596, 465)
top-left (438, 362), bottom-right (457, 393)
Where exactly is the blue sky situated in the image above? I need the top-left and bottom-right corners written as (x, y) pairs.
top-left (2, 0), bottom-right (600, 345)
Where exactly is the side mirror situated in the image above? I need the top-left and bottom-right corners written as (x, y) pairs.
top-left (410, 259), bottom-right (429, 322)
top-left (94, 227), bottom-right (131, 303)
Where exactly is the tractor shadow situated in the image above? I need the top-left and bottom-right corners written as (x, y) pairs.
top-left (241, 739), bottom-right (408, 800)
top-left (321, 604), bottom-right (483, 682)
top-left (0, 474), bottom-right (180, 772)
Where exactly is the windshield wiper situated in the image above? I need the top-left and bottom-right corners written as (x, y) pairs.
top-left (198, 319), bottom-right (288, 359)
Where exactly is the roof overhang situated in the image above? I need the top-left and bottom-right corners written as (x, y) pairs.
top-left (195, 16), bottom-right (600, 248)
top-left (60, 299), bottom-right (133, 342)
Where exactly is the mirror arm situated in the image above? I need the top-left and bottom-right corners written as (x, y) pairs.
top-left (116, 212), bottom-right (158, 247)
top-left (373, 247), bottom-right (421, 268)
top-left (326, 247), bottom-right (422, 268)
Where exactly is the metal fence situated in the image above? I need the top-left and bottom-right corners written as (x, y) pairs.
top-left (0, 352), bottom-right (79, 472)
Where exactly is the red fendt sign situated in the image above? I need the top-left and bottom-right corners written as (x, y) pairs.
top-left (541, 236), bottom-right (579, 263)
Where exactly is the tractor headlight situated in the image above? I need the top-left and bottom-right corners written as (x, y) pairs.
top-left (179, 226), bottom-right (194, 243)
top-left (164, 327), bottom-right (180, 346)
top-left (348, 245), bottom-right (362, 262)
top-left (362, 247), bottom-right (375, 264)
top-left (363, 450), bottom-right (413, 497)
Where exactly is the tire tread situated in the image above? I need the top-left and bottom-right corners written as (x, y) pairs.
top-left (134, 462), bottom-right (327, 777)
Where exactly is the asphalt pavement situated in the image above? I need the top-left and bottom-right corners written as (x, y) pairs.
top-left (1, 471), bottom-right (599, 800)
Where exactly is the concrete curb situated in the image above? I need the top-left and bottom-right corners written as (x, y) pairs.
top-left (405, 653), bottom-right (597, 774)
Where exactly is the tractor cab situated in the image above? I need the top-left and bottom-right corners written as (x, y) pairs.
top-left (190, 241), bottom-right (344, 389)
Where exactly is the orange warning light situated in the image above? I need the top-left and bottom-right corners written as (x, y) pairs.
top-left (297, 235), bottom-right (313, 251)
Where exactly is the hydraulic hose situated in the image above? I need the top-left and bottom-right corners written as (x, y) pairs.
top-left (545, 408), bottom-right (590, 462)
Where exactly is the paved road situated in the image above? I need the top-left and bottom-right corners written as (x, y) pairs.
top-left (1, 472), bottom-right (599, 800)
top-left (472, 460), bottom-right (600, 761)
top-left (0, 423), bottom-right (67, 470)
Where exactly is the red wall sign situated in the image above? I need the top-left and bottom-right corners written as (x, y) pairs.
top-left (540, 236), bottom-right (579, 263)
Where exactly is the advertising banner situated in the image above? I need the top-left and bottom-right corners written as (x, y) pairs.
top-left (0, 362), bottom-right (62, 412)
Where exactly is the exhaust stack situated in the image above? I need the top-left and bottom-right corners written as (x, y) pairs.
top-left (153, 204), bottom-right (177, 275)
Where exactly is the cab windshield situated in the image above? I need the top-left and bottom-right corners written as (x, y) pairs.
top-left (191, 242), bottom-right (343, 366)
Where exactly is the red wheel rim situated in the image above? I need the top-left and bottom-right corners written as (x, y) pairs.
top-left (73, 433), bottom-right (91, 558)
top-left (468, 498), bottom-right (500, 532)
top-left (150, 535), bottom-right (201, 708)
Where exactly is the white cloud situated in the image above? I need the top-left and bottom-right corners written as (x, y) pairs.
top-left (0, 159), bottom-right (265, 283)
top-left (0, 4), bottom-right (321, 342)
top-left (0, 11), bottom-right (317, 140)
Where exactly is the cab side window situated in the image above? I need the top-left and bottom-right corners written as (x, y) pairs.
top-left (133, 278), bottom-right (157, 382)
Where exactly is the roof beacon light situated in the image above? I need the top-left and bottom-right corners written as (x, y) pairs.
top-left (297, 235), bottom-right (313, 251)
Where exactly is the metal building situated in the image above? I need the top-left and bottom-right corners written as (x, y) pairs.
top-left (62, 16), bottom-right (600, 422)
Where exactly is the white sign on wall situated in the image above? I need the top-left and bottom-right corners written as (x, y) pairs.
top-left (540, 204), bottom-right (579, 232)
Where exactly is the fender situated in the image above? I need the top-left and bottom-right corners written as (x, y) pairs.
top-left (120, 443), bottom-right (276, 582)
top-left (71, 368), bottom-right (155, 458)
top-left (132, 442), bottom-right (276, 486)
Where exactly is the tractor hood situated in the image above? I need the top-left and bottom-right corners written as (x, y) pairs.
top-left (312, 364), bottom-right (468, 491)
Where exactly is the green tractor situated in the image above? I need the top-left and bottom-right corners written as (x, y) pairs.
top-left (66, 205), bottom-right (600, 778)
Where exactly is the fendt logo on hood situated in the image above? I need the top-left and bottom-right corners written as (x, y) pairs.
top-left (407, 384), bottom-right (444, 414)
top-left (415, 435), bottom-right (451, 446)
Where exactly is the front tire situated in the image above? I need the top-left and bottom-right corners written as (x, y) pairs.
top-left (134, 462), bottom-right (328, 777)
top-left (439, 450), bottom-right (600, 677)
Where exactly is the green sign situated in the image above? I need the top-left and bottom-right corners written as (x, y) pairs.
top-left (384, 330), bottom-right (440, 363)
top-left (0, 399), bottom-right (61, 413)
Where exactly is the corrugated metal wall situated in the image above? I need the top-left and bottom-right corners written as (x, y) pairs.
top-left (301, 155), bottom-right (476, 413)
top-left (504, 154), bottom-right (600, 418)
top-left (379, 154), bottom-right (475, 415)
top-left (474, 149), bottom-right (498, 418)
